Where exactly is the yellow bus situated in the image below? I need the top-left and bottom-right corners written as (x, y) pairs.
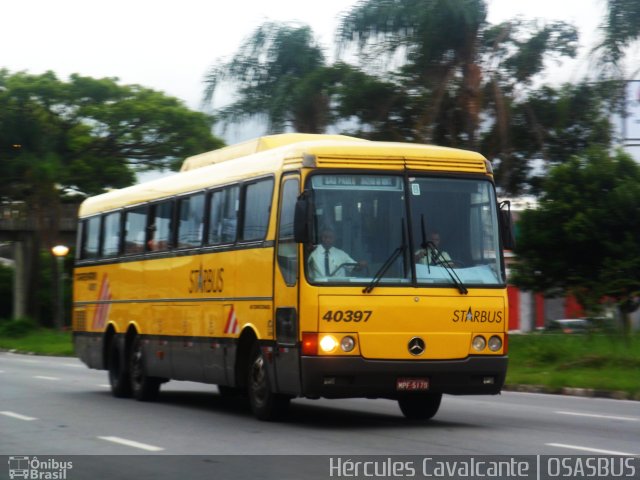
top-left (72, 133), bottom-right (513, 421)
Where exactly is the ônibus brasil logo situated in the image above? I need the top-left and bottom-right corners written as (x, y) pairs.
top-left (8, 456), bottom-right (73, 479)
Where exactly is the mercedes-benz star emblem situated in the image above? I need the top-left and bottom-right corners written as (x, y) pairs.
top-left (408, 337), bottom-right (426, 356)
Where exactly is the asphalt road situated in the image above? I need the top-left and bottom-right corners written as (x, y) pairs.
top-left (1, 351), bottom-right (638, 478)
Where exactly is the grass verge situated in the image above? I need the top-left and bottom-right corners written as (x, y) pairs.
top-left (506, 333), bottom-right (640, 398)
top-left (0, 319), bottom-right (74, 356)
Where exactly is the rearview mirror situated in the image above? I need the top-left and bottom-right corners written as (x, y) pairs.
top-left (294, 191), bottom-right (314, 244)
top-left (499, 201), bottom-right (515, 250)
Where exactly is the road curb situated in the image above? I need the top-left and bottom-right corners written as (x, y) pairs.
top-left (504, 383), bottom-right (640, 401)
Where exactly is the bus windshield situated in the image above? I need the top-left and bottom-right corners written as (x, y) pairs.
top-left (305, 173), bottom-right (504, 288)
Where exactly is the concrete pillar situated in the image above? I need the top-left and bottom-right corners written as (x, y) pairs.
top-left (12, 240), bottom-right (26, 319)
top-left (519, 290), bottom-right (534, 333)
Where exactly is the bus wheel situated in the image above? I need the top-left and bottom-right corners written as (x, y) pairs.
top-left (108, 337), bottom-right (131, 398)
top-left (130, 336), bottom-right (161, 401)
top-left (247, 343), bottom-right (290, 421)
top-left (398, 393), bottom-right (442, 420)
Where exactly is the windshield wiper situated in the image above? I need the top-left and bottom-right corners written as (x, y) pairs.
top-left (363, 220), bottom-right (407, 294)
top-left (420, 214), bottom-right (468, 295)
top-left (424, 240), bottom-right (468, 295)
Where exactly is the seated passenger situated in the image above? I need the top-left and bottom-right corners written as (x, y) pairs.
top-left (415, 231), bottom-right (453, 267)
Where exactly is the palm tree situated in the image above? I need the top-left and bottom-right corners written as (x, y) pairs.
top-left (597, 0), bottom-right (640, 77)
top-left (338, 0), bottom-right (487, 147)
top-left (338, 0), bottom-right (578, 194)
top-left (203, 22), bottom-right (329, 133)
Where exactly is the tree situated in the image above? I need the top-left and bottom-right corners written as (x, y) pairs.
top-left (482, 81), bottom-right (615, 194)
top-left (203, 22), bottom-right (328, 133)
top-left (338, 0), bottom-right (582, 195)
top-left (338, 0), bottom-right (578, 166)
top-left (339, 0), bottom-right (489, 147)
top-left (0, 70), bottom-right (223, 322)
top-left (511, 148), bottom-right (640, 334)
top-left (597, 0), bottom-right (640, 77)
top-left (0, 70), bottom-right (222, 198)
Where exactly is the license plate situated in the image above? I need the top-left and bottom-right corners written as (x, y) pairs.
top-left (396, 378), bottom-right (429, 391)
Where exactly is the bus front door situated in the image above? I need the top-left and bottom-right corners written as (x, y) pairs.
top-left (272, 176), bottom-right (302, 395)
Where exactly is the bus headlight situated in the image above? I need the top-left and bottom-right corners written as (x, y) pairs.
top-left (319, 335), bottom-right (338, 353)
top-left (340, 336), bottom-right (356, 352)
top-left (488, 335), bottom-right (502, 352)
top-left (472, 335), bottom-right (486, 352)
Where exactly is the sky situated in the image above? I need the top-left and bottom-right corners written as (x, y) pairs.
top-left (2, 0), bottom-right (637, 147)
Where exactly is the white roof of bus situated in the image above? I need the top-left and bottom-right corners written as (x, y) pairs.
top-left (180, 133), bottom-right (365, 171)
top-left (79, 134), bottom-right (487, 217)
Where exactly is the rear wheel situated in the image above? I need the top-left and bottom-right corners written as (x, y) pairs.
top-left (130, 336), bottom-right (162, 401)
top-left (247, 343), bottom-right (290, 420)
top-left (108, 337), bottom-right (131, 398)
top-left (398, 392), bottom-right (442, 420)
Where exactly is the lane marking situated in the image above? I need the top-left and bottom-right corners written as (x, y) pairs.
top-left (0, 411), bottom-right (38, 421)
top-left (34, 376), bottom-right (60, 381)
top-left (10, 358), bottom-right (40, 364)
top-left (547, 443), bottom-right (637, 456)
top-left (555, 410), bottom-right (639, 422)
top-left (98, 436), bottom-right (164, 452)
top-left (97, 384), bottom-right (111, 388)
top-left (61, 363), bottom-right (84, 368)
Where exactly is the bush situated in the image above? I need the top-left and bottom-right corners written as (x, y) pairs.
top-left (0, 317), bottom-right (37, 337)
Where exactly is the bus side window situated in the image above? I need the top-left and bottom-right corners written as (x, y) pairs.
top-left (177, 193), bottom-right (205, 248)
top-left (207, 185), bottom-right (239, 245)
top-left (102, 212), bottom-right (121, 257)
top-left (241, 178), bottom-right (274, 242)
top-left (124, 207), bottom-right (147, 254)
top-left (81, 216), bottom-right (101, 259)
top-left (148, 200), bottom-right (174, 251)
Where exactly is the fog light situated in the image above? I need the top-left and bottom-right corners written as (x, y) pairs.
top-left (472, 335), bottom-right (486, 352)
top-left (488, 335), bottom-right (502, 352)
top-left (319, 335), bottom-right (338, 353)
top-left (340, 336), bottom-right (356, 352)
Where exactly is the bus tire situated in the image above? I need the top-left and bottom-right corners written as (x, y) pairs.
top-left (247, 343), bottom-right (290, 421)
top-left (108, 337), bottom-right (132, 398)
top-left (130, 336), bottom-right (162, 401)
top-left (398, 392), bottom-right (442, 420)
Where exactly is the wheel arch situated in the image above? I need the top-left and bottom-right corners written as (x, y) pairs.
top-left (235, 326), bottom-right (259, 388)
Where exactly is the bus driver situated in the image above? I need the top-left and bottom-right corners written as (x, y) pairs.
top-left (308, 226), bottom-right (366, 278)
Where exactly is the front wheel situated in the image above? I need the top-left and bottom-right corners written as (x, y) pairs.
top-left (247, 343), bottom-right (290, 420)
top-left (130, 336), bottom-right (162, 401)
top-left (398, 392), bottom-right (442, 420)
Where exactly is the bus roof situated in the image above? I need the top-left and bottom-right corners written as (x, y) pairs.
top-left (79, 134), bottom-right (489, 217)
top-left (180, 133), bottom-right (365, 172)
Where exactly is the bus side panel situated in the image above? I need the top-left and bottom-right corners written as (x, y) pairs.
top-left (201, 303), bottom-right (228, 385)
top-left (73, 330), bottom-right (104, 370)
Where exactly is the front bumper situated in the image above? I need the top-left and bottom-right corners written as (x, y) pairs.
top-left (300, 355), bottom-right (507, 398)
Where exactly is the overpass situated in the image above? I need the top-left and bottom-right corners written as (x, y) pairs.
top-left (0, 202), bottom-right (79, 321)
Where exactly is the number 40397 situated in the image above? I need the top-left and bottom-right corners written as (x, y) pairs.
top-left (322, 310), bottom-right (372, 322)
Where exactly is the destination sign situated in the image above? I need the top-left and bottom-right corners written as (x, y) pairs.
top-left (311, 175), bottom-right (402, 191)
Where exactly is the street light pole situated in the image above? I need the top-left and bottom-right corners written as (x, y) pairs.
top-left (51, 245), bottom-right (70, 330)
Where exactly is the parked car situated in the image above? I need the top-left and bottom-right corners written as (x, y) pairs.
top-left (546, 318), bottom-right (590, 334)
top-left (545, 317), bottom-right (618, 334)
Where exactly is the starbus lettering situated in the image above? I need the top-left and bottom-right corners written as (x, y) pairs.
top-left (452, 307), bottom-right (503, 323)
top-left (189, 266), bottom-right (224, 293)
